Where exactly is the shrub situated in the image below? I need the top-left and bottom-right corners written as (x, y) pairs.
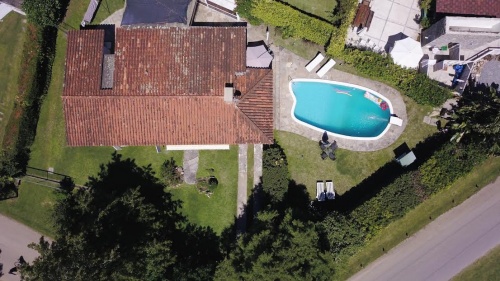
top-left (331, 48), bottom-right (451, 106)
top-left (0, 176), bottom-right (17, 199)
top-left (235, 0), bottom-right (262, 25)
top-left (59, 176), bottom-right (75, 193)
top-left (251, 0), bottom-right (334, 46)
top-left (262, 142), bottom-right (289, 203)
top-left (160, 158), bottom-right (183, 187)
top-left (419, 142), bottom-right (487, 194)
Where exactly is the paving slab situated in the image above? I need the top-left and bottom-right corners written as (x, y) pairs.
top-left (370, 0), bottom-right (392, 20)
top-left (405, 8), bottom-right (421, 30)
top-left (388, 3), bottom-right (411, 25)
top-left (381, 21), bottom-right (405, 42)
top-left (365, 17), bottom-right (386, 40)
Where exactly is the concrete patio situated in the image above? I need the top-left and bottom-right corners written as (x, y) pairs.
top-left (347, 0), bottom-right (420, 52)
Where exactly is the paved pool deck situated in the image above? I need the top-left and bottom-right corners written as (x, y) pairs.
top-left (273, 48), bottom-right (407, 152)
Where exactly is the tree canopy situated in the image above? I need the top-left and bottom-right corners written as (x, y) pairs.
top-left (22, 153), bottom-right (221, 281)
top-left (451, 84), bottom-right (500, 154)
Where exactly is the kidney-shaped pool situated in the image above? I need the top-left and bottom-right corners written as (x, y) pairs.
top-left (290, 79), bottom-right (394, 140)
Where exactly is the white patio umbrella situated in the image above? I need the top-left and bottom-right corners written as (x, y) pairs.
top-left (246, 44), bottom-right (273, 68)
top-left (390, 37), bottom-right (423, 68)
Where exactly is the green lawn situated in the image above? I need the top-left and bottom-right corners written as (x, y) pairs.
top-left (282, 0), bottom-right (337, 21)
top-left (247, 144), bottom-right (254, 195)
top-left (0, 12), bottom-right (26, 143)
top-left (91, 0), bottom-right (125, 24)
top-left (452, 244), bottom-right (500, 281)
top-left (169, 147), bottom-right (239, 234)
top-left (276, 97), bottom-right (436, 195)
top-left (336, 156), bottom-right (500, 280)
top-left (0, 181), bottom-right (62, 237)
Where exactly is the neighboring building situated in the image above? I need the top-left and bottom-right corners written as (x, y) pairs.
top-left (0, 0), bottom-right (25, 16)
top-left (420, 16), bottom-right (500, 93)
top-left (436, 0), bottom-right (500, 18)
top-left (0, 0), bottom-right (22, 10)
top-left (63, 26), bottom-right (274, 148)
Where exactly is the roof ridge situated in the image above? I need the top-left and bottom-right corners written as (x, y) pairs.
top-left (238, 69), bottom-right (271, 102)
top-left (235, 108), bottom-right (271, 143)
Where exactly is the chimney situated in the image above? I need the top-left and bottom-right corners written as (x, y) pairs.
top-left (224, 83), bottom-right (234, 103)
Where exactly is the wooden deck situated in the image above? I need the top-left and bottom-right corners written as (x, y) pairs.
top-left (352, 0), bottom-right (374, 30)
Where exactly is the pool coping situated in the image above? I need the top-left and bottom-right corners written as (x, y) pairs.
top-left (289, 78), bottom-right (395, 141)
top-left (273, 49), bottom-right (407, 152)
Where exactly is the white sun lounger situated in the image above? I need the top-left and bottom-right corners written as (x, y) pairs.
top-left (306, 53), bottom-right (325, 72)
top-left (316, 181), bottom-right (326, 201)
top-left (326, 181), bottom-right (335, 200)
top-left (390, 116), bottom-right (403, 126)
top-left (316, 59), bottom-right (336, 78)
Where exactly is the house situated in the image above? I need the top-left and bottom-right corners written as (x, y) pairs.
top-left (63, 26), bottom-right (274, 148)
top-left (436, 0), bottom-right (500, 18)
top-left (420, 16), bottom-right (500, 93)
top-left (0, 0), bottom-right (25, 18)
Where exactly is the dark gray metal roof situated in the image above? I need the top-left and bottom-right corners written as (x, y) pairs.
top-left (121, 0), bottom-right (191, 25)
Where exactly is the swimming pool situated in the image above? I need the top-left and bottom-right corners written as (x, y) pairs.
top-left (289, 79), bottom-right (394, 140)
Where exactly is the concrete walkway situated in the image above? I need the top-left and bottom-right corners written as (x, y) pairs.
top-left (349, 176), bottom-right (500, 281)
top-left (252, 144), bottom-right (263, 216)
top-left (183, 150), bottom-right (199, 184)
top-left (0, 215), bottom-right (44, 281)
top-left (236, 144), bottom-right (248, 234)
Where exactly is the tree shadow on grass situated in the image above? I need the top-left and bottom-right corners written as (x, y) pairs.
top-left (314, 132), bottom-right (451, 214)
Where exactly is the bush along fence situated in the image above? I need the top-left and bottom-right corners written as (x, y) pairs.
top-left (334, 48), bottom-right (452, 106)
top-left (0, 0), bottom-right (64, 177)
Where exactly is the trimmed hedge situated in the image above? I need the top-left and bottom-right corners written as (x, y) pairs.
top-left (0, 25), bottom-right (58, 176)
top-left (334, 48), bottom-right (452, 106)
top-left (251, 0), bottom-right (334, 45)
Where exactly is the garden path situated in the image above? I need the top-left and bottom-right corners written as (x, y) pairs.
top-left (236, 144), bottom-right (247, 234)
top-left (183, 150), bottom-right (199, 184)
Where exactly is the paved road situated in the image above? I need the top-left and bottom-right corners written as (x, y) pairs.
top-left (349, 176), bottom-right (500, 281)
top-left (0, 215), bottom-right (43, 281)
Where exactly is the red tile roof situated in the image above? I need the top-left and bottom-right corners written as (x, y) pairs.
top-left (436, 0), bottom-right (500, 18)
top-left (63, 27), bottom-right (273, 146)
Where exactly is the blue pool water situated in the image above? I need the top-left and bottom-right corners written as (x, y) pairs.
top-left (291, 80), bottom-right (391, 138)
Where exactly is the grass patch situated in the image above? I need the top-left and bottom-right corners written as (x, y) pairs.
top-left (169, 147), bottom-right (238, 234)
top-left (247, 144), bottom-right (254, 195)
top-left (276, 97), bottom-right (435, 195)
top-left (452, 244), bottom-right (500, 281)
top-left (91, 0), bottom-right (125, 24)
top-left (0, 12), bottom-right (25, 143)
top-left (336, 156), bottom-right (500, 280)
top-left (0, 181), bottom-right (62, 237)
top-left (282, 0), bottom-right (337, 21)
top-left (269, 26), bottom-right (324, 60)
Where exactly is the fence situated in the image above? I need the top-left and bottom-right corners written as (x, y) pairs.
top-left (26, 166), bottom-right (70, 184)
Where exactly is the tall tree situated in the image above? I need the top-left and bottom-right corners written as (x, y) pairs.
top-left (214, 210), bottom-right (334, 280)
top-left (451, 84), bottom-right (500, 154)
top-left (22, 153), bottom-right (221, 281)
